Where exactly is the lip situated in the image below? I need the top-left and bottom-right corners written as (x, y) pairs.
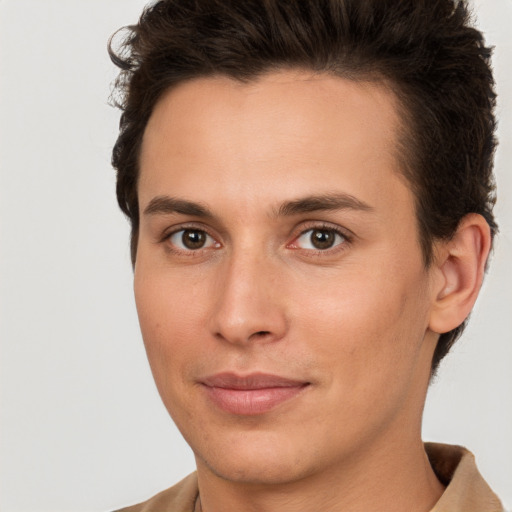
top-left (200, 372), bottom-right (310, 415)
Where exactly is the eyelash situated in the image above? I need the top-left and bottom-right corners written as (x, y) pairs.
top-left (159, 222), bottom-right (352, 257)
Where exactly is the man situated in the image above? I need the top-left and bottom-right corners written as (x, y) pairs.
top-left (109, 1), bottom-right (504, 510)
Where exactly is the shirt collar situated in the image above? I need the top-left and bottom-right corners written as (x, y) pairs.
top-left (426, 443), bottom-right (503, 512)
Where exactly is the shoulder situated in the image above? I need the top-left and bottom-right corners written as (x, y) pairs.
top-left (113, 473), bottom-right (198, 512)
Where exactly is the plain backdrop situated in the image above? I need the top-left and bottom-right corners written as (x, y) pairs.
top-left (0, 1), bottom-right (511, 511)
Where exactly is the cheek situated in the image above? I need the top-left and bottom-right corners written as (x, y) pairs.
top-left (133, 268), bottom-right (206, 396)
top-left (134, 257), bottom-right (210, 338)
top-left (289, 268), bottom-right (432, 442)
top-left (290, 261), bottom-right (430, 386)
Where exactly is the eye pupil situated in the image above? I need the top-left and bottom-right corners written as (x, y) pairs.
top-left (311, 229), bottom-right (335, 249)
top-left (182, 230), bottom-right (206, 249)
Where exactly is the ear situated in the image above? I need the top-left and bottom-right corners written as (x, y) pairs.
top-left (429, 214), bottom-right (492, 334)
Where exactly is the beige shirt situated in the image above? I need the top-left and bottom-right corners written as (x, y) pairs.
top-left (115, 443), bottom-right (504, 512)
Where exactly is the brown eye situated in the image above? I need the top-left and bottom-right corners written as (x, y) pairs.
top-left (182, 229), bottom-right (206, 249)
top-left (295, 228), bottom-right (345, 251)
top-left (169, 229), bottom-right (218, 251)
top-left (310, 229), bottom-right (336, 249)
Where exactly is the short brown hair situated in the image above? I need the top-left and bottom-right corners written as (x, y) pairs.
top-left (109, 0), bottom-right (498, 375)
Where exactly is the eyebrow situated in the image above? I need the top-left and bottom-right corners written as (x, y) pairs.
top-left (276, 193), bottom-right (374, 217)
top-left (142, 193), bottom-right (374, 219)
top-left (143, 196), bottom-right (213, 218)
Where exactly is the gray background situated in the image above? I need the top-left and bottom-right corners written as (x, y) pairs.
top-left (1, 0), bottom-right (511, 510)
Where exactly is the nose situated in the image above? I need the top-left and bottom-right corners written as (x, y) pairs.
top-left (208, 248), bottom-right (288, 346)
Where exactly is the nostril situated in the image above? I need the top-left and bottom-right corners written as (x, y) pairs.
top-left (214, 330), bottom-right (272, 342)
top-left (253, 331), bottom-right (271, 338)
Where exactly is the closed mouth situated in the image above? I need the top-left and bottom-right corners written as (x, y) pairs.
top-left (200, 372), bottom-right (310, 415)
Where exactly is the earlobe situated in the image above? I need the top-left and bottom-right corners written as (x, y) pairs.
top-left (429, 214), bottom-right (492, 334)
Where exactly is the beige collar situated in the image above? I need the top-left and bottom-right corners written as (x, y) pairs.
top-left (426, 443), bottom-right (503, 512)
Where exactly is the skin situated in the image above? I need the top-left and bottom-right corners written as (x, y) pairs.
top-left (134, 71), bottom-right (489, 512)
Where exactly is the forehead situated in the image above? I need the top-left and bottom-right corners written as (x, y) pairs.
top-left (139, 71), bottom-right (410, 217)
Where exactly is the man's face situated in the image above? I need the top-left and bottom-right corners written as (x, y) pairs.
top-left (135, 71), bottom-right (440, 484)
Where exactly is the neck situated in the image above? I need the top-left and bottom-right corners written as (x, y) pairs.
top-left (195, 433), bottom-right (444, 512)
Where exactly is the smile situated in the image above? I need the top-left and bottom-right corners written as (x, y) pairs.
top-left (200, 373), bottom-right (310, 415)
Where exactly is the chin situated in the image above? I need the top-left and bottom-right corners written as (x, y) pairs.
top-left (201, 453), bottom-right (312, 486)
top-left (191, 427), bottom-right (323, 486)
